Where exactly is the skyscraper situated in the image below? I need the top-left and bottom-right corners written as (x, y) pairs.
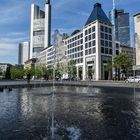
top-left (45, 0), bottom-right (51, 48)
top-left (18, 42), bottom-right (30, 65)
top-left (30, 0), bottom-right (51, 59)
top-left (109, 8), bottom-right (130, 47)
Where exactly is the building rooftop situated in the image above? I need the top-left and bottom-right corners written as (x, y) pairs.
top-left (85, 3), bottom-right (111, 26)
top-left (134, 12), bottom-right (140, 17)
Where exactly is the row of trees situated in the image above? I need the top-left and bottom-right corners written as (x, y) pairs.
top-left (10, 60), bottom-right (77, 80)
top-left (1, 53), bottom-right (132, 80)
top-left (105, 53), bottom-right (133, 80)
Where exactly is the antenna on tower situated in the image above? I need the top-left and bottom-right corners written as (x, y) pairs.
top-left (113, 0), bottom-right (115, 9)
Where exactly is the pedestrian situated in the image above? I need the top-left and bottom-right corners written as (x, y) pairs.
top-left (27, 73), bottom-right (31, 84)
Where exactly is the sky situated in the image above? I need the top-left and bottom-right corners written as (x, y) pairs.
top-left (0, 0), bottom-right (139, 64)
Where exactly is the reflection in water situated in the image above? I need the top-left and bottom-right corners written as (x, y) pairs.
top-left (0, 86), bottom-right (140, 139)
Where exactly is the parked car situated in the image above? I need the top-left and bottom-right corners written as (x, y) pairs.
top-left (125, 76), bottom-right (140, 83)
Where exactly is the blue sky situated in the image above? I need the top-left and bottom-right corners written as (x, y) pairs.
top-left (0, 0), bottom-right (139, 64)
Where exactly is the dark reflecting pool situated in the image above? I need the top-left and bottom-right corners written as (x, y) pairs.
top-left (0, 86), bottom-right (140, 140)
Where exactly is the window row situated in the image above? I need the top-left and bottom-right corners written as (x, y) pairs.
top-left (85, 40), bottom-right (96, 48)
top-left (101, 33), bottom-right (112, 40)
top-left (85, 26), bottom-right (95, 35)
top-left (68, 46), bottom-right (83, 53)
top-left (85, 33), bottom-right (95, 42)
top-left (68, 52), bottom-right (83, 59)
top-left (100, 25), bottom-right (112, 34)
top-left (75, 58), bottom-right (83, 64)
top-left (101, 40), bottom-right (112, 47)
top-left (33, 30), bottom-right (44, 36)
top-left (101, 47), bottom-right (112, 55)
top-left (47, 56), bottom-right (54, 60)
top-left (67, 34), bottom-right (83, 43)
top-left (85, 48), bottom-right (96, 55)
top-left (68, 40), bottom-right (83, 48)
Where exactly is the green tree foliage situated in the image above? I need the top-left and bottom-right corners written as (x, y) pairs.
top-left (55, 63), bottom-right (62, 79)
top-left (46, 66), bottom-right (53, 80)
top-left (68, 60), bottom-right (77, 77)
top-left (34, 66), bottom-right (43, 78)
top-left (11, 68), bottom-right (24, 79)
top-left (24, 67), bottom-right (35, 77)
top-left (113, 53), bottom-right (132, 78)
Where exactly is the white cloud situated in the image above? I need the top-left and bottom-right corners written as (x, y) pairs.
top-left (0, 43), bottom-right (17, 56)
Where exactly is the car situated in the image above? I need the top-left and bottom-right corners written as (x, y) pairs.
top-left (125, 76), bottom-right (140, 83)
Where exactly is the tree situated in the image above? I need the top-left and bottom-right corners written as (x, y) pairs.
top-left (11, 68), bottom-right (24, 79)
top-left (113, 53), bottom-right (132, 79)
top-left (24, 67), bottom-right (35, 77)
top-left (68, 60), bottom-right (77, 78)
top-left (34, 66), bottom-right (43, 79)
top-left (55, 63), bottom-right (62, 79)
top-left (5, 66), bottom-right (11, 79)
top-left (0, 69), bottom-right (3, 76)
top-left (46, 66), bottom-right (53, 80)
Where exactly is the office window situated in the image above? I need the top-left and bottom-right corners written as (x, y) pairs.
top-left (116, 43), bottom-right (119, 48)
top-left (89, 28), bottom-right (91, 34)
top-left (109, 28), bottom-right (112, 34)
top-left (109, 35), bottom-right (112, 41)
top-left (101, 25), bottom-right (104, 32)
top-left (116, 50), bottom-right (119, 55)
top-left (89, 42), bottom-right (91, 48)
top-left (105, 34), bottom-right (108, 40)
top-left (101, 33), bottom-right (104, 39)
top-left (105, 27), bottom-right (108, 33)
top-left (93, 47), bottom-right (96, 53)
top-left (92, 26), bottom-right (95, 32)
top-left (89, 48), bottom-right (92, 54)
top-left (92, 40), bottom-right (96, 46)
top-left (109, 42), bottom-right (112, 47)
top-left (89, 35), bottom-right (91, 41)
top-left (85, 36), bottom-right (88, 42)
top-left (92, 33), bottom-right (95, 39)
top-left (109, 49), bottom-right (112, 54)
top-left (85, 43), bottom-right (88, 48)
top-left (105, 48), bottom-right (108, 54)
top-left (105, 41), bottom-right (108, 47)
top-left (81, 45), bottom-right (83, 50)
top-left (85, 30), bottom-right (88, 35)
top-left (101, 47), bottom-right (104, 53)
top-left (101, 40), bottom-right (104, 46)
top-left (85, 50), bottom-right (88, 55)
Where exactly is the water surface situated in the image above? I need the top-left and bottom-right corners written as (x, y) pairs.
top-left (0, 86), bottom-right (140, 140)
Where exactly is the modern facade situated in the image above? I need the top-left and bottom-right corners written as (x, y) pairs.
top-left (64, 3), bottom-right (113, 80)
top-left (109, 9), bottom-right (130, 47)
top-left (134, 13), bottom-right (140, 66)
top-left (30, 0), bottom-right (51, 59)
top-left (39, 30), bottom-right (67, 66)
top-left (18, 42), bottom-right (30, 65)
top-left (24, 58), bottom-right (37, 69)
top-left (120, 45), bottom-right (136, 64)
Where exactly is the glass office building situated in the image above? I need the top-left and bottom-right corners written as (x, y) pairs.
top-left (109, 9), bottom-right (130, 47)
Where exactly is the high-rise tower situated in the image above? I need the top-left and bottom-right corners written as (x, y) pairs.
top-left (30, 4), bottom-right (45, 58)
top-left (44, 0), bottom-right (51, 48)
top-left (109, 1), bottom-right (130, 47)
